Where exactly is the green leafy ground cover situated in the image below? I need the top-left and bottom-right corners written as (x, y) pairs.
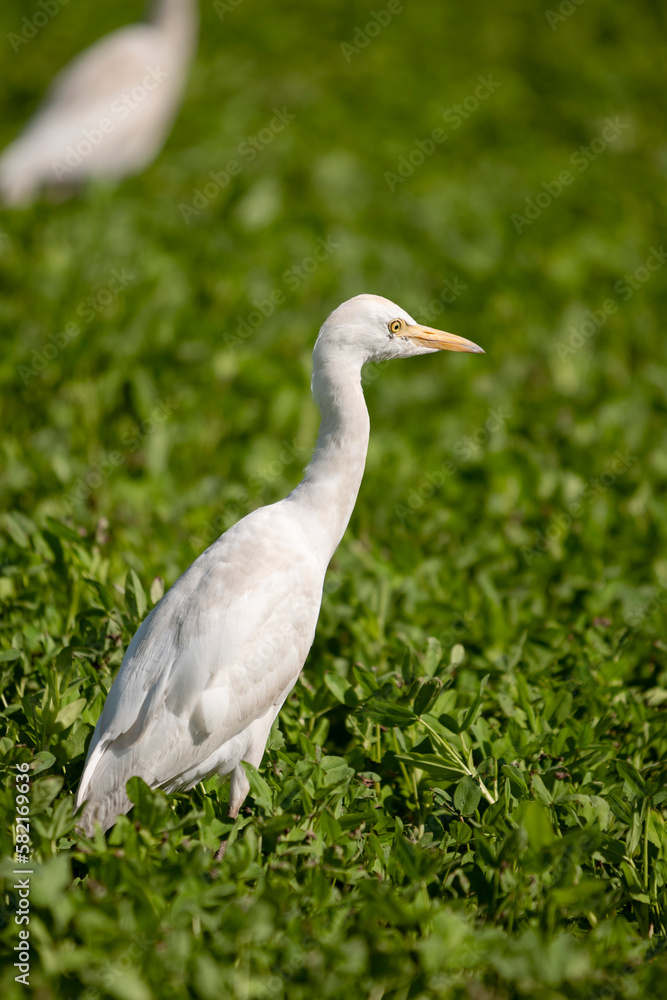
top-left (1, 0), bottom-right (667, 996)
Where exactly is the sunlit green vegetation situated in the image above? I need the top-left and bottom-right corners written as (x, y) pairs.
top-left (1, 0), bottom-right (666, 996)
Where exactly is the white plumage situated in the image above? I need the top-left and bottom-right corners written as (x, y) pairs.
top-left (0, 0), bottom-right (197, 205)
top-left (76, 294), bottom-right (484, 838)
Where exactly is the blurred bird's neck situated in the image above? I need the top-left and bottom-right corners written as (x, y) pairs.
top-left (153, 0), bottom-right (199, 54)
top-left (288, 354), bottom-right (370, 564)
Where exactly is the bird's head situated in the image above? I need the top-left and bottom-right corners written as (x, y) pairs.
top-left (315, 293), bottom-right (484, 366)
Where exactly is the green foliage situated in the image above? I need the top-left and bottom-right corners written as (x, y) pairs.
top-left (1, 0), bottom-right (666, 996)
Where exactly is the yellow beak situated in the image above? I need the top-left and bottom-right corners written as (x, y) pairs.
top-left (400, 324), bottom-right (485, 354)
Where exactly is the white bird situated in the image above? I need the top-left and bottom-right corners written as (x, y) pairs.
top-left (0, 0), bottom-right (198, 206)
top-left (76, 294), bottom-right (484, 844)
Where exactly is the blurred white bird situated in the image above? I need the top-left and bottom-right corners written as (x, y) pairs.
top-left (76, 294), bottom-right (484, 844)
top-left (0, 0), bottom-right (198, 205)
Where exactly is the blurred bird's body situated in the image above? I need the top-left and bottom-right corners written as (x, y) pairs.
top-left (0, 0), bottom-right (197, 205)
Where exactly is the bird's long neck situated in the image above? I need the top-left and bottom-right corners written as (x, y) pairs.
top-left (287, 351), bottom-right (370, 565)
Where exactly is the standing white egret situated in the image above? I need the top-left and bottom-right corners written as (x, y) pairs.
top-left (0, 0), bottom-right (198, 206)
top-left (75, 294), bottom-right (484, 841)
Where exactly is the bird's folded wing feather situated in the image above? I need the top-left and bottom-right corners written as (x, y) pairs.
top-left (78, 508), bottom-right (321, 802)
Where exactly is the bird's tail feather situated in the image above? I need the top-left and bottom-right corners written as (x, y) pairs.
top-left (77, 788), bottom-right (133, 837)
top-left (75, 742), bottom-right (135, 835)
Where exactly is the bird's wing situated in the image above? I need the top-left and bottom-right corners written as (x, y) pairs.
top-left (77, 505), bottom-right (322, 808)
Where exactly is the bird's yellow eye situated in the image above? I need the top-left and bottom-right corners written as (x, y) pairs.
top-left (388, 319), bottom-right (403, 334)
